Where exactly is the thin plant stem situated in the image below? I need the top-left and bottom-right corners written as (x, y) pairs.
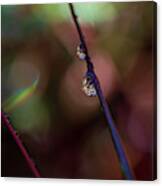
top-left (68, 3), bottom-right (134, 180)
top-left (1, 111), bottom-right (41, 177)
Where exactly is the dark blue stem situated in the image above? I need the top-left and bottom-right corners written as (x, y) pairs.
top-left (69, 3), bottom-right (134, 179)
top-left (93, 73), bottom-right (134, 179)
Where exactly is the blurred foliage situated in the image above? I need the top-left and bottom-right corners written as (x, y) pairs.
top-left (1, 1), bottom-right (155, 136)
top-left (11, 95), bottom-right (50, 133)
top-left (1, 2), bottom-right (156, 179)
top-left (34, 3), bottom-right (117, 24)
top-left (2, 2), bottom-right (118, 41)
top-left (1, 5), bottom-right (45, 42)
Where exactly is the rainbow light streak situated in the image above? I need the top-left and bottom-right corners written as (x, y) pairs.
top-left (3, 76), bottom-right (39, 112)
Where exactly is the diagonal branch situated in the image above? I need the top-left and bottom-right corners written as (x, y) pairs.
top-left (1, 111), bottom-right (41, 177)
top-left (68, 3), bottom-right (134, 180)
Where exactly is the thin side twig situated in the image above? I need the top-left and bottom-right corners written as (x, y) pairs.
top-left (68, 3), bottom-right (134, 180)
top-left (1, 111), bottom-right (41, 177)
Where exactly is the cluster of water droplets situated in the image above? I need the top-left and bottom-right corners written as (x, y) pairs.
top-left (76, 43), bottom-right (97, 97)
top-left (82, 75), bottom-right (97, 97)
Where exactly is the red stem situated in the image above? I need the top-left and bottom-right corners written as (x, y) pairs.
top-left (1, 111), bottom-right (41, 177)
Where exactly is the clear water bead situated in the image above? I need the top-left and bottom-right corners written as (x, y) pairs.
top-left (76, 44), bottom-right (86, 61)
top-left (82, 76), bottom-right (97, 97)
top-left (77, 51), bottom-right (86, 60)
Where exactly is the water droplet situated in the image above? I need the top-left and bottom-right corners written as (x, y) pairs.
top-left (76, 44), bottom-right (86, 61)
top-left (82, 76), bottom-right (97, 97)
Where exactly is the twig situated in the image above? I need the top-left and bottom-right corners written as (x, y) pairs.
top-left (1, 111), bottom-right (41, 177)
top-left (68, 3), bottom-right (134, 180)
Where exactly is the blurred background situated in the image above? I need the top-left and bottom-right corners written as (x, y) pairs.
top-left (1, 1), bottom-right (156, 180)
